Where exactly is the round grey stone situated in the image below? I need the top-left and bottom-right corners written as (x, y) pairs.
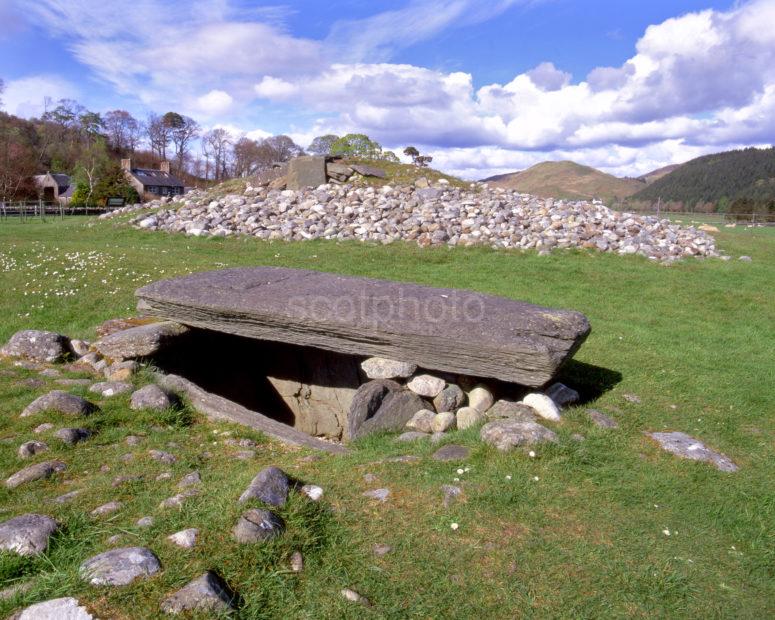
top-left (238, 466), bottom-right (289, 506)
top-left (480, 420), bottom-right (559, 450)
top-left (0, 513), bottom-right (59, 556)
top-left (21, 391), bottom-right (98, 417)
top-left (5, 460), bottom-right (66, 489)
top-left (433, 384), bottom-right (465, 413)
top-left (1, 330), bottom-right (71, 363)
top-left (79, 546), bottom-right (161, 586)
top-left (54, 427), bottom-right (92, 446)
top-left (130, 385), bottom-right (176, 411)
top-left (160, 571), bottom-right (236, 615)
top-left (17, 440), bottom-right (49, 459)
top-left (432, 444), bottom-right (470, 461)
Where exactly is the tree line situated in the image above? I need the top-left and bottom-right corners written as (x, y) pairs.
top-left (0, 81), bottom-right (433, 203)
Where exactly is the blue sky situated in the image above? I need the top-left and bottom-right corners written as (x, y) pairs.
top-left (1, 0), bottom-right (774, 178)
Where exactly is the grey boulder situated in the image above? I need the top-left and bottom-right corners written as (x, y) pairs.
top-left (79, 546), bottom-right (161, 586)
top-left (349, 380), bottom-right (429, 440)
top-left (17, 440), bottom-right (49, 459)
top-left (94, 321), bottom-right (188, 360)
top-left (238, 466), bottom-right (289, 506)
top-left (286, 155), bottom-right (327, 190)
top-left (54, 427), bottom-right (92, 446)
top-left (0, 513), bottom-right (59, 555)
top-left (433, 384), bottom-right (465, 413)
top-left (130, 384), bottom-right (176, 410)
top-left (160, 571), bottom-right (236, 614)
top-left (13, 597), bottom-right (94, 620)
top-left (587, 409), bottom-right (618, 428)
top-left (5, 460), bottom-right (66, 489)
top-left (21, 391), bottom-right (98, 417)
top-left (1, 330), bottom-right (71, 363)
top-left (480, 420), bottom-right (558, 450)
top-left (486, 400), bottom-right (537, 422)
top-left (232, 509), bottom-right (284, 543)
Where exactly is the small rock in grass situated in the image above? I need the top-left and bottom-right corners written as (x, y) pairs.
top-left (239, 466), bottom-right (289, 506)
top-left (373, 543), bottom-right (392, 556)
top-left (407, 374), bottom-right (445, 398)
top-left (120, 453), bottom-right (134, 463)
top-left (5, 460), bottom-right (66, 489)
top-left (55, 378), bottom-right (92, 387)
top-left (136, 516), bottom-right (154, 528)
top-left (130, 384), bottom-right (176, 411)
top-left (546, 382), bottom-right (580, 408)
top-left (33, 423), bottom-right (54, 434)
top-left (456, 406), bottom-right (486, 430)
top-left (149, 449), bottom-right (177, 464)
top-left (232, 508), bottom-right (284, 543)
top-left (363, 488), bottom-right (390, 502)
top-left (301, 484), bottom-right (323, 501)
top-left (13, 597), bottom-right (94, 620)
top-left (0, 513), bottom-right (59, 556)
top-left (167, 528), bottom-right (198, 548)
top-left (231, 449), bottom-right (256, 460)
top-left (79, 546), bottom-right (161, 586)
top-left (441, 484), bottom-right (463, 508)
top-left (52, 490), bottom-right (81, 504)
top-left (125, 435), bottom-right (142, 446)
top-left (156, 471), bottom-right (173, 481)
top-left (107, 534), bottom-right (123, 545)
top-left (361, 357), bottom-right (417, 380)
top-left (54, 427), bottom-right (92, 446)
top-left (480, 420), bottom-right (558, 451)
top-left (91, 501), bottom-right (123, 517)
top-left (160, 571), bottom-right (236, 615)
top-left (177, 471), bottom-right (201, 488)
top-left (433, 384), bottom-right (465, 413)
top-left (17, 440), bottom-right (48, 459)
top-left (430, 432), bottom-right (446, 444)
top-left (89, 381), bottom-right (132, 397)
top-left (112, 475), bottom-right (143, 488)
top-left (647, 431), bottom-right (738, 472)
top-left (405, 409), bottom-right (436, 433)
top-left (587, 409), bottom-right (618, 428)
top-left (432, 444), bottom-right (470, 461)
top-left (39, 368), bottom-right (61, 378)
top-left (159, 488), bottom-right (200, 509)
top-left (623, 393), bottom-right (641, 404)
top-left (467, 385), bottom-right (494, 413)
top-left (21, 391), bottom-right (98, 417)
top-left (739, 255), bottom-right (752, 262)
top-left (290, 550), bottom-right (304, 573)
top-left (396, 431), bottom-right (430, 442)
top-left (520, 393), bottom-right (561, 421)
top-left (106, 361), bottom-right (139, 382)
top-left (340, 588), bottom-right (371, 606)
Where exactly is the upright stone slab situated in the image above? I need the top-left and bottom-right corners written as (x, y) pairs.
top-left (137, 267), bottom-right (590, 387)
top-left (286, 156), bottom-right (327, 190)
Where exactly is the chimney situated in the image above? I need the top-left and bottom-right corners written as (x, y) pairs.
top-left (159, 161), bottom-right (171, 174)
top-left (121, 158), bottom-right (132, 172)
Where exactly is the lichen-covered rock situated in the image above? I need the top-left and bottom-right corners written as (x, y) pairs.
top-left (130, 385), bottom-right (176, 411)
top-left (232, 509), bottom-right (284, 543)
top-left (13, 597), bottom-right (94, 620)
top-left (486, 400), bottom-right (537, 421)
top-left (21, 391), bottom-right (98, 417)
top-left (79, 547), bottom-right (161, 586)
top-left (1, 330), bottom-right (71, 363)
top-left (361, 357), bottom-right (417, 380)
top-left (0, 514), bottom-right (58, 555)
top-left (95, 321), bottom-right (188, 360)
top-left (433, 384), bottom-right (465, 413)
top-left (407, 374), bottom-right (446, 398)
top-left (349, 380), bottom-right (429, 440)
top-left (646, 431), bottom-right (738, 472)
top-left (480, 420), bottom-right (558, 450)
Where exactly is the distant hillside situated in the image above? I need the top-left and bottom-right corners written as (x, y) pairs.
top-left (638, 164), bottom-right (682, 184)
top-left (482, 161), bottom-right (645, 202)
top-left (632, 147), bottom-right (775, 207)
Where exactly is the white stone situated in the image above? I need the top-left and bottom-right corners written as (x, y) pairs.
top-left (520, 393), bottom-right (561, 421)
top-left (467, 385), bottom-right (494, 412)
top-left (407, 374), bottom-right (445, 398)
top-left (431, 411), bottom-right (456, 433)
top-left (301, 484), bottom-right (324, 501)
top-left (360, 357), bottom-right (417, 380)
top-left (167, 528), bottom-right (199, 548)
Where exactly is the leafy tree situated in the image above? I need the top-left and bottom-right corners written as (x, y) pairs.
top-left (93, 162), bottom-right (139, 204)
top-left (403, 146), bottom-right (420, 163)
top-left (309, 134), bottom-right (340, 156)
top-left (163, 112), bottom-right (198, 173)
top-left (382, 150), bottom-right (400, 163)
top-left (331, 133), bottom-right (382, 159)
top-left (415, 155), bottom-right (433, 168)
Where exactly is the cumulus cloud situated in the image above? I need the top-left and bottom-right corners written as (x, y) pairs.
top-left (526, 62), bottom-right (571, 91)
top-left (197, 90), bottom-right (234, 115)
top-left (1, 74), bottom-right (80, 117)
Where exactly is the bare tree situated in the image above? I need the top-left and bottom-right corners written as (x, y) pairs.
top-left (163, 112), bottom-right (199, 174)
top-left (203, 128), bottom-right (232, 180)
top-left (146, 113), bottom-right (171, 160)
top-left (104, 110), bottom-right (140, 152)
top-left (232, 137), bottom-right (264, 177)
top-left (264, 134), bottom-right (303, 162)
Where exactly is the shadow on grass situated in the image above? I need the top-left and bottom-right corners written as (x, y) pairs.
top-left (554, 360), bottom-right (622, 404)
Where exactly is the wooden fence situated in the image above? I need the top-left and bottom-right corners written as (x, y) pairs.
top-left (0, 201), bottom-right (112, 220)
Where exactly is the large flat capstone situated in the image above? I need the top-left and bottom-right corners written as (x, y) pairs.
top-left (136, 267), bottom-right (590, 386)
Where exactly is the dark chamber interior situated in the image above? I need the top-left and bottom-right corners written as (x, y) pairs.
top-left (149, 327), bottom-right (365, 428)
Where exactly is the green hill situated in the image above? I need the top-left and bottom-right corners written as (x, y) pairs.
top-left (632, 147), bottom-right (775, 208)
top-left (482, 161), bottom-right (645, 202)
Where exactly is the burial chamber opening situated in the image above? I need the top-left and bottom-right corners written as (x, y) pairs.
top-left (149, 327), bottom-right (366, 439)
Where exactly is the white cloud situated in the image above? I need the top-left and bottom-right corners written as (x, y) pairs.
top-left (196, 90), bottom-right (234, 115)
top-left (1, 74), bottom-right (80, 117)
top-left (254, 77), bottom-right (298, 100)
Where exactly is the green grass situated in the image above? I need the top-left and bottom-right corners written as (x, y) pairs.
top-left (1, 218), bottom-right (774, 618)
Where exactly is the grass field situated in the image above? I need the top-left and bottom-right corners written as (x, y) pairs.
top-left (1, 216), bottom-right (773, 618)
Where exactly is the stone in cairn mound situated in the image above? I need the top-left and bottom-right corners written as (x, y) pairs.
top-left (486, 400), bottom-right (537, 421)
top-left (431, 411), bottom-right (456, 433)
top-left (467, 385), bottom-right (494, 413)
top-left (360, 357), bottom-right (417, 380)
top-left (407, 374), bottom-right (446, 398)
top-left (480, 420), bottom-right (558, 451)
top-left (405, 409), bottom-right (435, 433)
top-left (286, 156), bottom-right (327, 190)
top-left (546, 382), bottom-right (580, 408)
top-left (135, 267), bottom-right (591, 387)
top-left (456, 406), bottom-right (486, 430)
top-left (94, 321), bottom-right (188, 361)
top-left (1, 330), bottom-right (71, 363)
top-left (521, 393), bottom-right (561, 421)
top-left (130, 384), bottom-right (176, 411)
top-left (433, 384), bottom-right (465, 413)
top-left (348, 380), bottom-right (429, 440)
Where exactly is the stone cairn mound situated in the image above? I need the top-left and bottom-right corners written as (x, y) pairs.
top-left (110, 164), bottom-right (718, 262)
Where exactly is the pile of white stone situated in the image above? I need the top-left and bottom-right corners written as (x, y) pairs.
top-left (125, 180), bottom-right (721, 261)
